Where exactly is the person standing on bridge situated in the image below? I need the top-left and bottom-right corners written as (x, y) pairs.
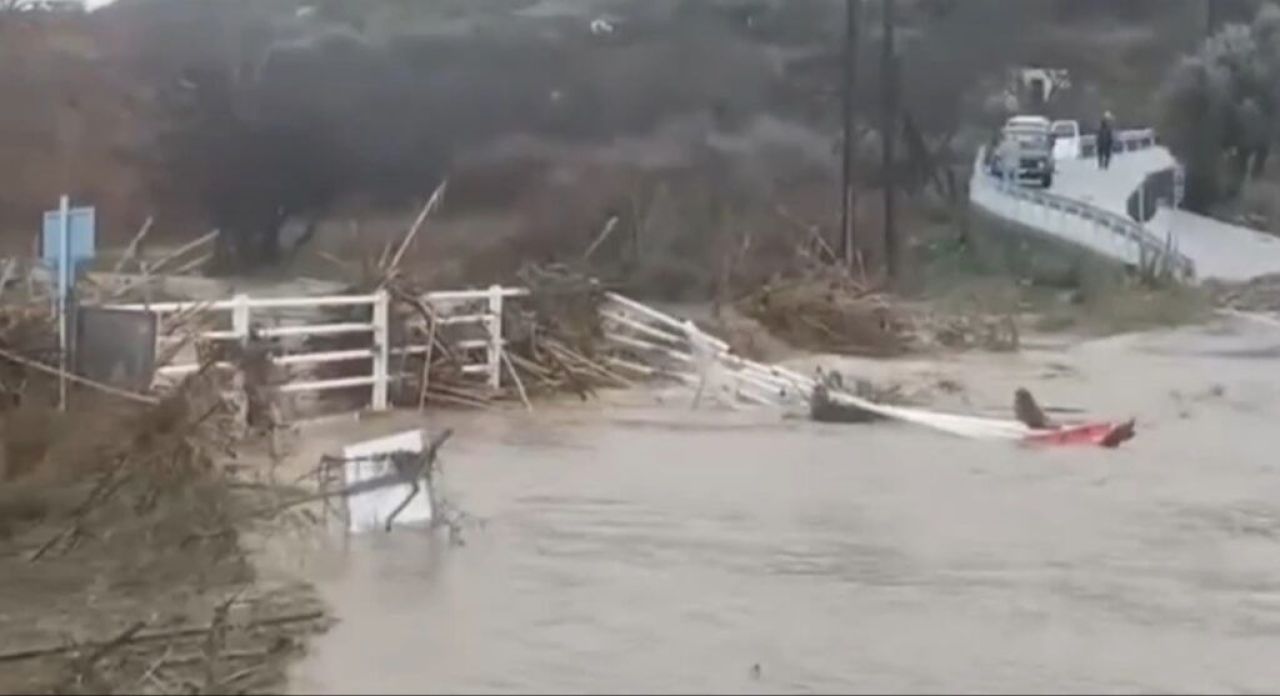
top-left (1096, 111), bottom-right (1115, 170)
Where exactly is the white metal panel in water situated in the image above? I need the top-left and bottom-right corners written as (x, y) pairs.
top-left (342, 429), bottom-right (432, 534)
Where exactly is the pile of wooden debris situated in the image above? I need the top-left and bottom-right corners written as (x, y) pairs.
top-left (0, 327), bottom-right (327, 694)
top-left (737, 271), bottom-right (914, 357)
top-left (1207, 273), bottom-right (1280, 313)
top-left (737, 269), bottom-right (1019, 356)
top-left (257, 180), bottom-right (634, 411)
top-left (387, 264), bottom-right (632, 410)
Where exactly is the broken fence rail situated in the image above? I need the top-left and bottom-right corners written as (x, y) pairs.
top-left (600, 292), bottom-right (815, 407)
top-left (601, 295), bottom-right (1046, 440)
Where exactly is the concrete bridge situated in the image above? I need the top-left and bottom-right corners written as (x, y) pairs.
top-left (970, 130), bottom-right (1280, 283)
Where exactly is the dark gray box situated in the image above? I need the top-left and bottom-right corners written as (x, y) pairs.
top-left (75, 307), bottom-right (157, 393)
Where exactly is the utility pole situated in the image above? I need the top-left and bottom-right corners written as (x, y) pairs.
top-left (880, 0), bottom-right (898, 281)
top-left (839, 0), bottom-right (859, 270)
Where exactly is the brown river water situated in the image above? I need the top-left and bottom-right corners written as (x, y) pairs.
top-left (282, 315), bottom-right (1280, 694)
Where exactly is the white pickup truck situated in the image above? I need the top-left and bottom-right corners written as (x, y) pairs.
top-left (989, 115), bottom-right (1055, 188)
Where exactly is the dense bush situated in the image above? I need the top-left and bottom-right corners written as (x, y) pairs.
top-left (1159, 3), bottom-right (1280, 210)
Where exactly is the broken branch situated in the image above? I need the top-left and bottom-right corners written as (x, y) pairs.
top-left (500, 347), bottom-right (533, 412)
top-left (0, 611), bottom-right (325, 664)
top-left (0, 345), bottom-right (159, 405)
top-left (149, 229), bottom-right (219, 275)
top-left (385, 179), bottom-right (448, 274)
top-left (582, 215), bottom-right (620, 261)
top-left (113, 216), bottom-right (154, 274)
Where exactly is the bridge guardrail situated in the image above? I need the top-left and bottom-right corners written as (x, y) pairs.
top-left (972, 142), bottom-right (1195, 280)
top-left (1077, 128), bottom-right (1158, 159)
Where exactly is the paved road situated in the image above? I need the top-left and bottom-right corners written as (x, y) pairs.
top-left (1052, 148), bottom-right (1280, 282)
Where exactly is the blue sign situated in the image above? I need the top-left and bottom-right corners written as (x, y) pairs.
top-left (42, 206), bottom-right (96, 269)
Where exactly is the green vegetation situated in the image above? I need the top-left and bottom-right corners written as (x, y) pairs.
top-left (910, 211), bottom-right (1212, 337)
top-left (1160, 3), bottom-right (1280, 210)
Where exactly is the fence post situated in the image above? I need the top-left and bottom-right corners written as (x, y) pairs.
top-left (231, 294), bottom-right (251, 345)
top-left (371, 289), bottom-right (390, 411)
top-left (487, 285), bottom-right (503, 390)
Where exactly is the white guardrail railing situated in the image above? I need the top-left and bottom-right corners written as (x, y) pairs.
top-left (107, 285), bottom-right (528, 411)
top-left (1077, 128), bottom-right (1158, 159)
top-left (972, 128), bottom-right (1195, 280)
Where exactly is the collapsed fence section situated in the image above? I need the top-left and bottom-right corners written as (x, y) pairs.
top-left (599, 292), bottom-right (815, 408)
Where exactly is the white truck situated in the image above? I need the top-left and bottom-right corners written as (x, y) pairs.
top-left (988, 115), bottom-right (1055, 188)
top-left (1050, 119), bottom-right (1082, 160)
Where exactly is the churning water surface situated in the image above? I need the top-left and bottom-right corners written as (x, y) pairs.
top-left (289, 318), bottom-right (1280, 694)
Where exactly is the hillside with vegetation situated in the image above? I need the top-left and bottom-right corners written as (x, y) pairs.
top-left (0, 0), bottom-right (1268, 293)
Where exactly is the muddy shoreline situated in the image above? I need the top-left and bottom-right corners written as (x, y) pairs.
top-left (0, 380), bottom-right (333, 695)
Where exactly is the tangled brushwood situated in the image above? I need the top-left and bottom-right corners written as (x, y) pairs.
top-left (738, 271), bottom-right (914, 357)
top-left (391, 264), bottom-right (630, 406)
top-left (1207, 273), bottom-right (1280, 313)
top-left (0, 311), bottom-right (327, 695)
top-left (738, 269), bottom-right (1019, 356)
top-left (502, 264), bottom-right (629, 399)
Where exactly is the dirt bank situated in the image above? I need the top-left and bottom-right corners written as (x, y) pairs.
top-left (0, 365), bottom-right (328, 694)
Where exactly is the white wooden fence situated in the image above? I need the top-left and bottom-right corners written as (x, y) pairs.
top-left (107, 285), bottom-right (528, 411)
top-left (418, 286), bottom-right (531, 391)
top-left (106, 284), bottom-right (820, 414)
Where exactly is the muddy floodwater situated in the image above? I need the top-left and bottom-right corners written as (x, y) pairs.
top-left (286, 316), bottom-right (1280, 694)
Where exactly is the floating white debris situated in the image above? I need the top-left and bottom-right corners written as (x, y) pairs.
top-left (342, 429), bottom-right (433, 534)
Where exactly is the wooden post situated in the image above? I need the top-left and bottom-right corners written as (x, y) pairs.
top-left (840, 0), bottom-right (860, 269)
top-left (371, 290), bottom-right (390, 411)
top-left (880, 0), bottom-right (898, 281)
top-left (486, 285), bottom-right (503, 391)
top-left (231, 293), bottom-right (251, 345)
top-left (57, 195), bottom-right (70, 411)
top-left (417, 299), bottom-right (438, 412)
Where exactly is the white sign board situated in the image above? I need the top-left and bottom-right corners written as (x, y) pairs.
top-left (342, 429), bottom-right (433, 534)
